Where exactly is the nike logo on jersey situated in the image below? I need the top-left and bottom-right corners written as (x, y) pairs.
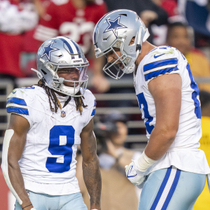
top-left (154, 53), bottom-right (165, 59)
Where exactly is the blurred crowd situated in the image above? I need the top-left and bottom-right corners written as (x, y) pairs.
top-left (0, 0), bottom-right (210, 209)
top-left (0, 0), bottom-right (210, 92)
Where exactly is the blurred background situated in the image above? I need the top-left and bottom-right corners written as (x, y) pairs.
top-left (0, 0), bottom-right (210, 209)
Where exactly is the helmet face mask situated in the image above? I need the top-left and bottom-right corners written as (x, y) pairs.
top-left (93, 9), bottom-right (150, 79)
top-left (34, 36), bottom-right (89, 96)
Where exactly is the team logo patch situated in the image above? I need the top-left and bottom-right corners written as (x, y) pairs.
top-left (61, 110), bottom-right (66, 118)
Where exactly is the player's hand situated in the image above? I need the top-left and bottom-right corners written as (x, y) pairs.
top-left (125, 160), bottom-right (146, 188)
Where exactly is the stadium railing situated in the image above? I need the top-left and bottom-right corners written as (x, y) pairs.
top-left (0, 77), bottom-right (210, 162)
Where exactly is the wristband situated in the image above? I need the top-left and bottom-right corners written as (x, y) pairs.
top-left (137, 151), bottom-right (156, 172)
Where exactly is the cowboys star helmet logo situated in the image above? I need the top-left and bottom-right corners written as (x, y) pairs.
top-left (41, 41), bottom-right (59, 60)
top-left (104, 16), bottom-right (127, 37)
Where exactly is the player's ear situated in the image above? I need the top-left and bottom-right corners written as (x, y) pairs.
top-left (129, 37), bottom-right (135, 45)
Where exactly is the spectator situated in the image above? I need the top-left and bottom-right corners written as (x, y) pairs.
top-left (104, 0), bottom-right (168, 45)
top-left (0, 0), bottom-right (39, 86)
top-left (194, 90), bottom-right (210, 210)
top-left (21, 0), bottom-right (51, 77)
top-left (96, 110), bottom-right (142, 172)
top-left (33, 0), bottom-right (110, 93)
top-left (151, 0), bottom-right (182, 45)
top-left (166, 21), bottom-right (210, 92)
top-left (76, 110), bottom-right (141, 210)
top-left (161, 0), bottom-right (178, 19)
top-left (177, 0), bottom-right (210, 57)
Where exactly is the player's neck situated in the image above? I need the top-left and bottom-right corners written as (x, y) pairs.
top-left (136, 41), bottom-right (156, 65)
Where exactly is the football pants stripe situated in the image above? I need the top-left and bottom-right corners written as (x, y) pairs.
top-left (150, 166), bottom-right (181, 210)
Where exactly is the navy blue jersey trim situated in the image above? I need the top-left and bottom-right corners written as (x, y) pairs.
top-left (144, 66), bottom-right (179, 81)
top-left (7, 107), bottom-right (29, 115)
top-left (144, 58), bottom-right (178, 72)
top-left (91, 109), bottom-right (96, 116)
top-left (7, 97), bottom-right (27, 106)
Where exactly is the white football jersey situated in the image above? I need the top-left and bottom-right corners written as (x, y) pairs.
top-left (134, 46), bottom-right (210, 174)
top-left (6, 86), bottom-right (96, 195)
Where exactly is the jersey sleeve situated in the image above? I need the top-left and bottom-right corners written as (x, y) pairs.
top-left (82, 89), bottom-right (96, 127)
top-left (143, 46), bottom-right (180, 85)
top-left (6, 87), bottom-right (35, 126)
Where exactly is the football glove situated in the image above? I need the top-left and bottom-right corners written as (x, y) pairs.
top-left (125, 160), bottom-right (146, 188)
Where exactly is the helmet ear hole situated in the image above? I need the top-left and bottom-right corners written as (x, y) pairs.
top-left (41, 69), bottom-right (47, 75)
top-left (129, 37), bottom-right (135, 45)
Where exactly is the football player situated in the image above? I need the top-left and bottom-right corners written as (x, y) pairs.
top-left (1, 36), bottom-right (101, 210)
top-left (92, 9), bottom-right (210, 210)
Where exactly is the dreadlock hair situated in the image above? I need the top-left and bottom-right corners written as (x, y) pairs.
top-left (37, 78), bottom-right (87, 115)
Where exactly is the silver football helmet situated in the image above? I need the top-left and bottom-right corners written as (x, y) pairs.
top-left (93, 9), bottom-right (150, 79)
top-left (32, 36), bottom-right (89, 96)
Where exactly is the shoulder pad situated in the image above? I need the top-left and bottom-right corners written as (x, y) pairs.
top-left (143, 46), bottom-right (179, 82)
top-left (148, 46), bottom-right (177, 61)
top-left (6, 87), bottom-right (36, 115)
top-left (83, 89), bottom-right (96, 116)
top-left (83, 89), bottom-right (96, 106)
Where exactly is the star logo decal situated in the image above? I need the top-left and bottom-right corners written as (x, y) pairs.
top-left (104, 16), bottom-right (127, 37)
top-left (41, 41), bottom-right (59, 60)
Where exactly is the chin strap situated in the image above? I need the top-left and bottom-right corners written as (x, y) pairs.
top-left (136, 27), bottom-right (150, 56)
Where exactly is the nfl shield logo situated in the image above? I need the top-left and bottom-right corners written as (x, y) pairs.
top-left (61, 110), bottom-right (66, 118)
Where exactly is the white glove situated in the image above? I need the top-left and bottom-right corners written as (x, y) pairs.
top-left (125, 160), bottom-right (146, 188)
